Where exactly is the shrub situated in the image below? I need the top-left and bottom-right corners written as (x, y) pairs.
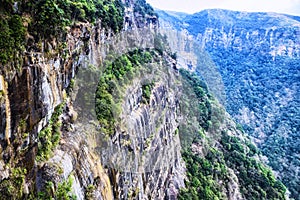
top-left (37, 103), bottom-right (64, 161)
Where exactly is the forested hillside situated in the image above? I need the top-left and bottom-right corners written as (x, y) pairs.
top-left (158, 8), bottom-right (300, 199)
top-left (178, 69), bottom-right (286, 199)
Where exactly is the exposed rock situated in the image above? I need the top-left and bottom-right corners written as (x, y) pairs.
top-left (0, 1), bottom-right (186, 199)
top-left (94, 63), bottom-right (185, 199)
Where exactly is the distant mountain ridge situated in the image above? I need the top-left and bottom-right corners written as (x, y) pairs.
top-left (159, 9), bottom-right (300, 57)
top-left (157, 8), bottom-right (300, 199)
top-left (158, 8), bottom-right (300, 30)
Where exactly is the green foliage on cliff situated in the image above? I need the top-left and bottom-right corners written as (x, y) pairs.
top-left (179, 148), bottom-right (227, 199)
top-left (179, 69), bottom-right (225, 199)
top-left (207, 48), bottom-right (300, 199)
top-left (0, 13), bottom-right (25, 65)
top-left (0, 167), bottom-right (27, 199)
top-left (142, 82), bottom-right (154, 104)
top-left (134, 0), bottom-right (157, 17)
top-left (37, 177), bottom-right (76, 200)
top-left (159, 9), bottom-right (300, 199)
top-left (95, 49), bottom-right (155, 135)
top-left (179, 69), bottom-right (211, 130)
top-left (37, 103), bottom-right (64, 161)
top-left (31, 0), bottom-right (124, 38)
top-left (85, 184), bottom-right (96, 199)
top-left (178, 70), bottom-right (287, 199)
top-left (220, 132), bottom-right (286, 199)
top-left (0, 0), bottom-right (124, 65)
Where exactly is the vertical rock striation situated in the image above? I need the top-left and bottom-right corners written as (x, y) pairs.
top-left (0, 0), bottom-right (184, 199)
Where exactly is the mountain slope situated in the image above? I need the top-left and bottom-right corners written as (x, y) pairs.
top-left (158, 9), bottom-right (300, 199)
top-left (0, 2), bottom-right (291, 200)
top-left (178, 69), bottom-right (287, 199)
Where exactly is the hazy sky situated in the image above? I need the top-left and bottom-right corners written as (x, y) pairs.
top-left (146, 0), bottom-right (300, 15)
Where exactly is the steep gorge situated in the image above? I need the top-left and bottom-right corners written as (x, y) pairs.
top-left (158, 9), bottom-right (300, 199)
top-left (0, 1), bottom-right (292, 200)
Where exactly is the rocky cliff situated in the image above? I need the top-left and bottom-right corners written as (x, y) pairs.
top-left (158, 9), bottom-right (300, 199)
top-left (0, 1), bottom-right (291, 200)
top-left (0, 0), bottom-right (182, 199)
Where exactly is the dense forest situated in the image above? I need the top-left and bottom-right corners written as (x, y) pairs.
top-left (207, 48), bottom-right (300, 198)
top-left (178, 69), bottom-right (286, 199)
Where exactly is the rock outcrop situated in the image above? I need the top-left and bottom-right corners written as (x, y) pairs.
top-left (0, 0), bottom-right (185, 199)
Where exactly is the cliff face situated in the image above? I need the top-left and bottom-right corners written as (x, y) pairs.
top-left (0, 0), bottom-right (181, 199)
top-left (0, 1), bottom-right (291, 200)
top-left (158, 9), bottom-right (300, 199)
top-left (0, 11), bottom-right (110, 200)
top-left (94, 56), bottom-right (185, 199)
top-left (159, 9), bottom-right (300, 57)
top-left (186, 10), bottom-right (300, 57)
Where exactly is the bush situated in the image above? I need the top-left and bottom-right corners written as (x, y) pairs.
top-left (0, 14), bottom-right (25, 65)
top-left (37, 177), bottom-right (76, 200)
top-left (142, 82), bottom-right (154, 104)
top-left (37, 103), bottom-right (64, 161)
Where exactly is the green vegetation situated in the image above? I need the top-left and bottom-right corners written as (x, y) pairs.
top-left (134, 0), bottom-right (157, 17)
top-left (0, 13), bottom-right (25, 65)
top-left (220, 132), bottom-right (286, 199)
top-left (0, 0), bottom-right (124, 65)
top-left (37, 177), bottom-right (76, 200)
top-left (154, 33), bottom-right (168, 56)
top-left (178, 70), bottom-right (287, 199)
top-left (95, 49), bottom-right (155, 135)
top-left (56, 177), bottom-right (76, 200)
top-left (178, 69), bottom-right (211, 149)
top-left (159, 10), bottom-right (300, 198)
top-left (179, 69), bottom-right (225, 199)
top-left (37, 103), bottom-right (64, 161)
top-left (0, 167), bottom-right (27, 199)
top-left (142, 82), bottom-right (154, 104)
top-left (30, 0), bottom-right (124, 38)
top-left (66, 78), bottom-right (76, 95)
top-left (179, 148), bottom-right (227, 200)
top-left (179, 69), bottom-right (211, 130)
top-left (184, 12), bottom-right (300, 198)
top-left (85, 184), bottom-right (96, 200)
top-left (207, 47), bottom-right (300, 199)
